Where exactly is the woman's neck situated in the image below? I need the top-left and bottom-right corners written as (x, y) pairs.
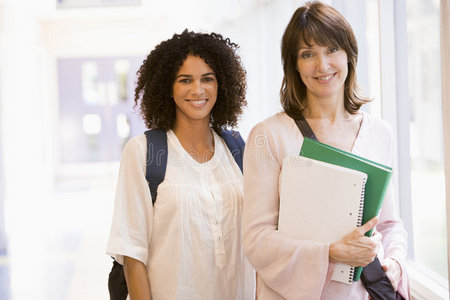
top-left (172, 118), bottom-right (215, 163)
top-left (304, 93), bottom-right (348, 124)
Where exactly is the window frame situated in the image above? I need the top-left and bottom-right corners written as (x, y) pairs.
top-left (441, 0), bottom-right (450, 291)
top-left (383, 0), bottom-right (450, 298)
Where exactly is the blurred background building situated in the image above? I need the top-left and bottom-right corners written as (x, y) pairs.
top-left (0, 0), bottom-right (448, 299)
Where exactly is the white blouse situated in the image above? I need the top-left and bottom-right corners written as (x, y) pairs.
top-left (107, 129), bottom-right (255, 300)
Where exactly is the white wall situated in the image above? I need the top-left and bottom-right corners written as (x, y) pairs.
top-left (0, 1), bottom-right (54, 245)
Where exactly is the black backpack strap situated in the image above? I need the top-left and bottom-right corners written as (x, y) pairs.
top-left (220, 129), bottom-right (245, 173)
top-left (293, 114), bottom-right (318, 141)
top-left (144, 129), bottom-right (168, 205)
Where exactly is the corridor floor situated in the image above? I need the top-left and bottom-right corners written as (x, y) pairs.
top-left (0, 188), bottom-right (114, 300)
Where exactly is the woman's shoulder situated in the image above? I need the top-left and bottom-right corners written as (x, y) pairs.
top-left (359, 111), bottom-right (395, 150)
top-left (246, 112), bottom-right (301, 157)
top-left (362, 111), bottom-right (393, 136)
top-left (121, 134), bottom-right (147, 157)
top-left (250, 111), bottom-right (295, 134)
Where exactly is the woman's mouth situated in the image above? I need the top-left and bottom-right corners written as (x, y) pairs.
top-left (315, 73), bottom-right (335, 82)
top-left (187, 99), bottom-right (207, 108)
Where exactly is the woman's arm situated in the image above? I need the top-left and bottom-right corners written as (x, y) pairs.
top-left (242, 122), bottom-right (330, 299)
top-left (366, 123), bottom-right (409, 298)
top-left (124, 256), bottom-right (151, 300)
top-left (106, 136), bottom-right (154, 297)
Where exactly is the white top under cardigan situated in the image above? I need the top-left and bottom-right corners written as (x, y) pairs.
top-left (242, 111), bottom-right (409, 300)
top-left (107, 129), bottom-right (255, 300)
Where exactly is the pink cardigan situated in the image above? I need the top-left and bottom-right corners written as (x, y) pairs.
top-left (242, 112), bottom-right (409, 300)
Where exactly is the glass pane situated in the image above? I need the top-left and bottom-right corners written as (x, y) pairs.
top-left (332, 0), bottom-right (382, 117)
top-left (407, 0), bottom-right (447, 279)
top-left (82, 114), bottom-right (102, 135)
top-left (116, 113), bottom-right (130, 139)
top-left (114, 59), bottom-right (130, 102)
top-left (81, 61), bottom-right (99, 106)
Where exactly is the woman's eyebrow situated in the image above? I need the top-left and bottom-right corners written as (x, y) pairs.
top-left (175, 73), bottom-right (216, 79)
top-left (175, 74), bottom-right (192, 79)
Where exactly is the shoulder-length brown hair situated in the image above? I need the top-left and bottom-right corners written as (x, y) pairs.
top-left (280, 1), bottom-right (370, 119)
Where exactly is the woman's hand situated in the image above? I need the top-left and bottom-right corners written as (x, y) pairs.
top-left (382, 258), bottom-right (402, 291)
top-left (329, 217), bottom-right (381, 267)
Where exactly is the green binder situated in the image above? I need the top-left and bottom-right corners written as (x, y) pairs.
top-left (299, 137), bottom-right (393, 281)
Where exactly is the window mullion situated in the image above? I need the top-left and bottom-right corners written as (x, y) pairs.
top-left (440, 0), bottom-right (450, 287)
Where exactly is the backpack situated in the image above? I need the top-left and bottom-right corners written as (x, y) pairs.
top-left (108, 128), bottom-right (245, 300)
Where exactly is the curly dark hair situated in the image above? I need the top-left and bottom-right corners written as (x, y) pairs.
top-left (134, 29), bottom-right (247, 132)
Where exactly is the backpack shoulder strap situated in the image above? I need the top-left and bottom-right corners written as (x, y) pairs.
top-left (144, 129), bottom-right (168, 205)
top-left (220, 129), bottom-right (245, 173)
top-left (293, 114), bottom-right (319, 141)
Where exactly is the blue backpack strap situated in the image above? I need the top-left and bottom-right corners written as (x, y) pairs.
top-left (144, 129), bottom-right (168, 205)
top-left (220, 129), bottom-right (245, 173)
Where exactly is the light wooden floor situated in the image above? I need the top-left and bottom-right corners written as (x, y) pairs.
top-left (0, 188), bottom-right (114, 300)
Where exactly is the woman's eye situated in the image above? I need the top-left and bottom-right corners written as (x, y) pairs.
top-left (179, 78), bottom-right (191, 83)
top-left (329, 47), bottom-right (339, 53)
top-left (300, 52), bottom-right (313, 59)
top-left (202, 77), bottom-right (215, 82)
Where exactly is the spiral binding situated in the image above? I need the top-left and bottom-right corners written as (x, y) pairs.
top-left (357, 176), bottom-right (367, 226)
top-left (348, 267), bottom-right (355, 283)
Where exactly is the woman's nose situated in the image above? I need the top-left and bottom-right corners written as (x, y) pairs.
top-left (191, 80), bottom-right (204, 95)
top-left (316, 55), bottom-right (329, 72)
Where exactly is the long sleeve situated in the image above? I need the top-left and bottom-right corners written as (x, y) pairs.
top-left (242, 121), bottom-right (330, 299)
top-left (106, 135), bottom-right (154, 265)
top-left (375, 129), bottom-right (410, 299)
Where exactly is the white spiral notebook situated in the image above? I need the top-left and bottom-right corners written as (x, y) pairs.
top-left (278, 156), bottom-right (367, 284)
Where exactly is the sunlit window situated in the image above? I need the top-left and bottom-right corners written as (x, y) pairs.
top-left (407, 0), bottom-right (447, 280)
top-left (81, 62), bottom-right (99, 106)
top-left (114, 60), bottom-right (130, 102)
top-left (116, 113), bottom-right (130, 139)
top-left (82, 114), bottom-right (102, 135)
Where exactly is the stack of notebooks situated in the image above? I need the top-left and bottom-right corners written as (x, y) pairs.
top-left (278, 137), bottom-right (392, 284)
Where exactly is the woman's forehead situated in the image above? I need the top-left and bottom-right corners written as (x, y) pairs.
top-left (297, 31), bottom-right (341, 49)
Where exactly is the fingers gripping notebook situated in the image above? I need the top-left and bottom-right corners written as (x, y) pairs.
top-left (278, 156), bottom-right (367, 284)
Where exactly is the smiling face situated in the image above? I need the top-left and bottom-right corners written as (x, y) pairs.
top-left (172, 55), bottom-right (218, 126)
top-left (296, 41), bottom-right (348, 103)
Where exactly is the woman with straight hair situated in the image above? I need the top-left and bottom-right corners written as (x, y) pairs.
top-left (242, 2), bottom-right (409, 299)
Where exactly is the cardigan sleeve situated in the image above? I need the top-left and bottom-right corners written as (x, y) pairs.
top-left (242, 122), bottom-right (330, 299)
top-left (376, 130), bottom-right (410, 299)
top-left (106, 136), bottom-right (154, 266)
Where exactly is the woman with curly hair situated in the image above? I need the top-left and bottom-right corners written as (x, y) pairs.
top-left (107, 29), bottom-right (254, 299)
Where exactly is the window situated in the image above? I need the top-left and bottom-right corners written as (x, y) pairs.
top-left (326, 0), bottom-right (449, 297)
top-left (406, 0), bottom-right (447, 281)
top-left (57, 57), bottom-right (145, 164)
